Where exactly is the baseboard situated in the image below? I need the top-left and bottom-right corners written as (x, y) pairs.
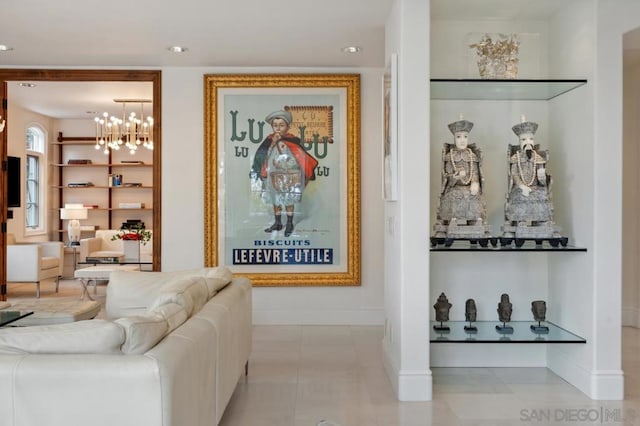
top-left (382, 341), bottom-right (433, 401)
top-left (548, 348), bottom-right (624, 400)
top-left (622, 307), bottom-right (640, 327)
top-left (252, 308), bottom-right (384, 325)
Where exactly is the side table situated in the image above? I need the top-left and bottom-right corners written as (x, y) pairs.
top-left (74, 264), bottom-right (139, 300)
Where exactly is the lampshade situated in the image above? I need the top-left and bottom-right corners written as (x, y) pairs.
top-left (60, 208), bottom-right (88, 220)
top-left (60, 207), bottom-right (88, 245)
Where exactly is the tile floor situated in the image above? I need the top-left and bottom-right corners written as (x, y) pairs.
top-left (6, 279), bottom-right (640, 425)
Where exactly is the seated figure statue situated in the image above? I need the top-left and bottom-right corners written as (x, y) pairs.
top-left (501, 117), bottom-right (566, 247)
top-left (432, 117), bottom-right (493, 246)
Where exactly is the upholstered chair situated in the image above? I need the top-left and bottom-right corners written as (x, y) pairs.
top-left (6, 233), bottom-right (64, 298)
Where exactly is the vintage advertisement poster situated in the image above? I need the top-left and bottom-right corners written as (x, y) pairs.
top-left (204, 74), bottom-right (360, 286)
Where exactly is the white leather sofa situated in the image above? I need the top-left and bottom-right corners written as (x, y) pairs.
top-left (0, 267), bottom-right (252, 426)
top-left (79, 229), bottom-right (153, 262)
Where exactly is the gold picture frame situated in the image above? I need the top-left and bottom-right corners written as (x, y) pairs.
top-left (204, 74), bottom-right (361, 286)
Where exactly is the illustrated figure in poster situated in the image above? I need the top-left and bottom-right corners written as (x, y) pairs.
top-left (251, 110), bottom-right (318, 237)
top-left (432, 116), bottom-right (493, 246)
top-left (501, 116), bottom-right (566, 246)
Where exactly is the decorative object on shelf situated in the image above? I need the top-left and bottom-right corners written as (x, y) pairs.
top-left (496, 293), bottom-right (514, 334)
top-left (433, 292), bottom-right (452, 332)
top-left (60, 204), bottom-right (88, 246)
top-left (67, 159), bottom-right (92, 164)
top-left (530, 300), bottom-right (549, 334)
top-left (431, 116), bottom-right (495, 248)
top-left (108, 174), bottom-right (123, 187)
top-left (469, 33), bottom-right (519, 79)
top-left (94, 99), bottom-right (154, 155)
top-left (111, 222), bottom-right (151, 245)
top-left (464, 298), bottom-right (478, 333)
top-left (500, 115), bottom-right (568, 248)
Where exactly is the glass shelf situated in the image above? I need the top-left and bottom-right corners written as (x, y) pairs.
top-left (430, 79), bottom-right (587, 101)
top-left (430, 240), bottom-right (587, 252)
top-left (430, 321), bottom-right (586, 343)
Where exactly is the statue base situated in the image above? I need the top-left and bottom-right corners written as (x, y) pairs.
top-left (501, 222), bottom-right (567, 247)
top-left (495, 324), bottom-right (514, 334)
top-left (433, 324), bottom-right (450, 332)
top-left (530, 324), bottom-right (549, 334)
top-left (464, 324), bottom-right (478, 334)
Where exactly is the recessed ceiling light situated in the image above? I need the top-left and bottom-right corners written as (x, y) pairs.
top-left (19, 83), bottom-right (36, 88)
top-left (0, 45), bottom-right (14, 52)
top-left (341, 46), bottom-right (362, 54)
top-left (167, 46), bottom-right (188, 53)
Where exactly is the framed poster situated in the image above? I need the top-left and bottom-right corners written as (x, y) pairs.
top-left (383, 53), bottom-right (398, 201)
top-left (204, 74), bottom-right (361, 286)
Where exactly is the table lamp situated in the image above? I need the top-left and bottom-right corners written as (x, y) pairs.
top-left (60, 206), bottom-right (88, 245)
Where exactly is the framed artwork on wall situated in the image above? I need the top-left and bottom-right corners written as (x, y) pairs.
top-left (204, 74), bottom-right (361, 286)
top-left (383, 53), bottom-right (399, 201)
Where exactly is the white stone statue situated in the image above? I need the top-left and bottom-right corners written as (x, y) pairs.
top-left (432, 117), bottom-right (493, 246)
top-left (501, 116), bottom-right (566, 246)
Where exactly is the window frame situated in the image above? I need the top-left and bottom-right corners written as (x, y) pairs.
top-left (24, 124), bottom-right (47, 236)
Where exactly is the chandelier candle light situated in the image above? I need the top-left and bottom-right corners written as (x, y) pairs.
top-left (95, 99), bottom-right (154, 155)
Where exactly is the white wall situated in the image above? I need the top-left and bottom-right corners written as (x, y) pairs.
top-left (383, 0), bottom-right (431, 401)
top-left (5, 103), bottom-right (54, 242)
top-left (161, 67), bottom-right (385, 325)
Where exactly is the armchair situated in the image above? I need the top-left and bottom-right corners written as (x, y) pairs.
top-left (6, 234), bottom-right (64, 298)
top-left (80, 230), bottom-right (153, 263)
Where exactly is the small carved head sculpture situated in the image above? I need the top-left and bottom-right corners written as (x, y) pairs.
top-left (497, 293), bottom-right (513, 323)
top-left (465, 298), bottom-right (477, 322)
top-left (531, 300), bottom-right (546, 322)
top-left (434, 292), bottom-right (452, 322)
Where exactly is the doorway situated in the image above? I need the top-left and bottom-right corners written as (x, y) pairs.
top-left (0, 69), bottom-right (161, 301)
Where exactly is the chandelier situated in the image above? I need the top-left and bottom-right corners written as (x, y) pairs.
top-left (94, 99), bottom-right (154, 155)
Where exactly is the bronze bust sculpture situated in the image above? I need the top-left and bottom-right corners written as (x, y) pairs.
top-left (433, 292), bottom-right (452, 331)
top-left (530, 300), bottom-right (549, 333)
top-left (496, 293), bottom-right (514, 334)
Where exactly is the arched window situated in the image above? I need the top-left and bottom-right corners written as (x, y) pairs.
top-left (25, 125), bottom-right (45, 231)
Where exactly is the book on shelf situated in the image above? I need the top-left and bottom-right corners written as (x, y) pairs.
top-left (119, 202), bottom-right (145, 208)
top-left (67, 159), bottom-right (92, 164)
top-left (122, 182), bottom-right (143, 187)
top-left (85, 255), bottom-right (124, 264)
top-left (83, 204), bottom-right (99, 209)
top-left (120, 160), bottom-right (144, 164)
top-left (67, 182), bottom-right (94, 187)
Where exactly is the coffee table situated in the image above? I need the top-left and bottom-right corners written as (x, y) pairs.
top-left (74, 264), bottom-right (140, 300)
top-left (0, 310), bottom-right (34, 327)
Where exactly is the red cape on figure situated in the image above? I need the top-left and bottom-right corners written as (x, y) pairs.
top-left (253, 133), bottom-right (318, 184)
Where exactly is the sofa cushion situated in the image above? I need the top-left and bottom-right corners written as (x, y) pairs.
top-left (40, 256), bottom-right (59, 270)
top-left (149, 302), bottom-right (188, 333)
top-left (115, 314), bottom-right (169, 355)
top-left (148, 276), bottom-right (209, 317)
top-left (0, 320), bottom-right (125, 355)
top-left (106, 267), bottom-right (234, 319)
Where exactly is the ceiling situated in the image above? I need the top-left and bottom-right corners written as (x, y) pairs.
top-left (0, 0), bottom-right (393, 119)
top-left (3, 0), bottom-right (640, 119)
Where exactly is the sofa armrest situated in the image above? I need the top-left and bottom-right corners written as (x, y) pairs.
top-left (6, 244), bottom-right (42, 282)
top-left (80, 238), bottom-right (102, 261)
top-left (38, 241), bottom-right (63, 258)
